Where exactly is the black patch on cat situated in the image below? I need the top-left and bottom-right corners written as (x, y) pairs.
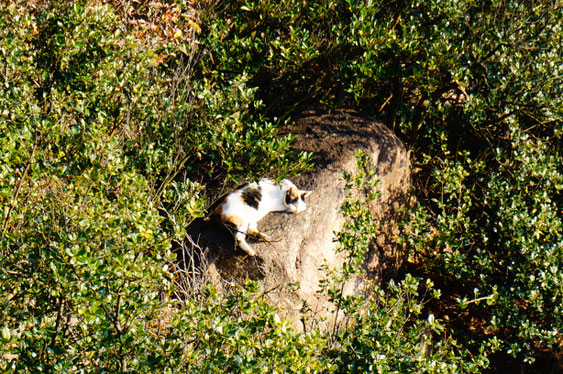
top-left (285, 190), bottom-right (298, 205)
top-left (285, 193), bottom-right (292, 205)
top-left (242, 186), bottom-right (262, 209)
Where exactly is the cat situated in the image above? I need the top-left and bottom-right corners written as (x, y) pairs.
top-left (214, 178), bottom-right (311, 256)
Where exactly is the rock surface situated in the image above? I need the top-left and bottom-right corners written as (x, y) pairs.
top-left (183, 108), bottom-right (412, 329)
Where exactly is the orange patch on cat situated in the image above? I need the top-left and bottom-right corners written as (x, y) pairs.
top-left (214, 204), bottom-right (223, 215)
top-left (287, 187), bottom-right (299, 201)
top-left (221, 213), bottom-right (243, 227)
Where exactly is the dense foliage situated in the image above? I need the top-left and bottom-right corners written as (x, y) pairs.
top-left (1, 0), bottom-right (561, 372)
top-left (197, 0), bottom-right (562, 369)
top-left (0, 1), bottom-right (305, 371)
top-left (319, 153), bottom-right (497, 373)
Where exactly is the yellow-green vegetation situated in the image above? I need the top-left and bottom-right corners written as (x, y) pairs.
top-left (1, 0), bottom-right (561, 372)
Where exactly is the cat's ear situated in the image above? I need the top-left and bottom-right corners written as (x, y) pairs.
top-left (285, 188), bottom-right (295, 204)
top-left (301, 191), bottom-right (312, 200)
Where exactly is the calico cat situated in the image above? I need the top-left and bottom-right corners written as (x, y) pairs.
top-left (214, 178), bottom-right (311, 256)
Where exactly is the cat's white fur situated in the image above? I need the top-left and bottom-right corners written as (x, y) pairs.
top-left (215, 178), bottom-right (311, 256)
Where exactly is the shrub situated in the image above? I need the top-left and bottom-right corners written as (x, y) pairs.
top-left (405, 124), bottom-right (562, 364)
top-left (0, 1), bottom-right (307, 371)
top-left (169, 283), bottom-right (330, 373)
top-left (2, 0), bottom-right (560, 371)
top-left (200, 0), bottom-right (562, 366)
top-left (320, 153), bottom-right (498, 373)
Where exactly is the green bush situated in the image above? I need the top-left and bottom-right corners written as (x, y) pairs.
top-left (320, 153), bottom-right (498, 373)
top-left (1, 0), bottom-right (561, 371)
top-left (169, 283), bottom-right (330, 373)
top-left (199, 0), bottom-right (562, 367)
top-left (0, 1), bottom-right (307, 371)
top-left (0, 2), bottom-right (178, 371)
top-left (406, 124), bottom-right (562, 364)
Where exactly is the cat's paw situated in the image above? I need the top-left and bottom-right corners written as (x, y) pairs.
top-left (237, 240), bottom-right (256, 256)
top-left (248, 229), bottom-right (270, 242)
top-left (242, 247), bottom-right (256, 256)
top-left (258, 232), bottom-right (271, 242)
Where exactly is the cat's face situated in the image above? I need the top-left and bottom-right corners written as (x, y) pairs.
top-left (284, 186), bottom-right (312, 213)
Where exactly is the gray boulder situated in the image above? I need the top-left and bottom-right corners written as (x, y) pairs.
top-left (183, 109), bottom-right (412, 329)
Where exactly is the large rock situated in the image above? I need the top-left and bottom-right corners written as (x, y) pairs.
top-left (183, 109), bottom-right (411, 329)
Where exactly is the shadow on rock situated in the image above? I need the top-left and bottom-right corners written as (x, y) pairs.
top-left (173, 218), bottom-right (267, 288)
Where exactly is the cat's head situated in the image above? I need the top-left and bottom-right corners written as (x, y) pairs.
top-left (282, 180), bottom-right (312, 213)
